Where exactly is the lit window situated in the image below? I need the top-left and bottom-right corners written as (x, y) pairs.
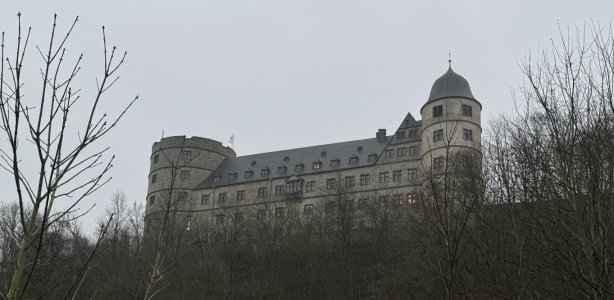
top-left (330, 159), bottom-right (340, 168)
top-left (392, 170), bottom-right (402, 182)
top-left (461, 104), bottom-right (472, 117)
top-left (258, 187), bottom-right (268, 198)
top-left (360, 174), bottom-right (370, 186)
top-left (218, 192), bottom-right (227, 203)
top-left (295, 163), bottom-right (304, 172)
top-left (349, 155), bottom-right (358, 164)
top-left (304, 204), bottom-right (314, 215)
top-left (408, 168), bottom-right (417, 179)
top-left (153, 154), bottom-right (159, 164)
top-left (397, 148), bottom-right (407, 157)
top-left (385, 149), bottom-right (394, 159)
top-left (433, 105), bottom-right (443, 117)
top-left (278, 165), bottom-right (287, 174)
top-left (396, 131), bottom-right (406, 139)
top-left (181, 151), bottom-right (192, 161)
top-left (433, 129), bottom-right (444, 142)
top-left (244, 170), bottom-right (254, 178)
top-left (368, 154), bottom-right (377, 162)
top-left (305, 181), bottom-right (316, 192)
top-left (149, 195), bottom-right (155, 205)
top-left (379, 172), bottom-right (389, 183)
top-left (275, 185), bottom-right (285, 196)
top-left (201, 194), bottom-right (210, 205)
top-left (261, 168), bottom-right (270, 176)
top-left (434, 156), bottom-right (445, 170)
top-left (236, 190), bottom-right (245, 201)
top-left (275, 207), bottom-right (285, 218)
top-left (406, 194), bottom-right (417, 204)
top-left (313, 161), bottom-right (322, 170)
top-left (326, 178), bottom-right (337, 190)
top-left (151, 174), bottom-right (157, 184)
top-left (345, 176), bottom-right (355, 187)
top-left (463, 128), bottom-right (473, 141)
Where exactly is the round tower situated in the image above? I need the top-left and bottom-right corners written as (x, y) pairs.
top-left (145, 136), bottom-right (236, 217)
top-left (420, 66), bottom-right (482, 171)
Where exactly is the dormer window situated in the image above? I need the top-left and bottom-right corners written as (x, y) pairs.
top-left (349, 155), bottom-right (358, 165)
top-left (295, 163), bottom-right (304, 172)
top-left (244, 170), bottom-right (254, 178)
top-left (213, 175), bottom-right (221, 183)
top-left (396, 131), bottom-right (406, 139)
top-left (261, 168), bottom-right (270, 176)
top-left (313, 161), bottom-right (322, 170)
top-left (278, 165), bottom-right (287, 174)
top-left (228, 172), bottom-right (237, 181)
top-left (330, 159), bottom-right (340, 168)
top-left (368, 154), bottom-right (377, 162)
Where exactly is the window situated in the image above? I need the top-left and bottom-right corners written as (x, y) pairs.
top-left (406, 194), bottom-right (417, 204)
top-left (313, 161), bottom-right (322, 170)
top-left (257, 209), bottom-right (266, 220)
top-left (462, 104), bottom-right (472, 117)
top-left (368, 154), bottom-right (377, 162)
top-left (379, 196), bottom-right (388, 207)
top-left (181, 151), bottom-right (192, 161)
top-left (236, 190), bottom-right (245, 201)
top-left (287, 181), bottom-right (302, 193)
top-left (213, 175), bottom-right (221, 183)
top-left (408, 129), bottom-right (418, 139)
top-left (330, 159), bottom-right (340, 168)
top-left (304, 204), bottom-right (314, 215)
top-left (218, 192), bottom-right (227, 203)
top-left (275, 207), bottom-right (285, 218)
top-left (326, 178), bottom-right (337, 190)
top-left (227, 172), bottom-right (237, 181)
top-left (434, 156), bottom-right (445, 170)
top-left (201, 194), bottom-right (210, 205)
top-left (261, 168), bottom-right (270, 176)
top-left (393, 170), bottom-right (402, 182)
top-left (149, 195), bottom-right (155, 205)
top-left (177, 192), bottom-right (188, 201)
top-left (408, 168), bottom-right (417, 179)
top-left (216, 214), bottom-right (225, 225)
top-left (153, 154), bottom-right (159, 164)
top-left (244, 170), bottom-right (254, 178)
top-left (235, 212), bottom-right (244, 223)
top-left (325, 202), bottom-right (335, 215)
top-left (379, 172), bottom-right (389, 183)
top-left (397, 148), bottom-right (407, 157)
top-left (394, 194), bottom-right (403, 205)
top-left (433, 129), bottom-right (444, 142)
top-left (463, 128), bottom-right (473, 141)
top-left (360, 174), bottom-right (370, 186)
top-left (408, 146), bottom-right (418, 155)
top-left (385, 149), bottom-right (394, 159)
top-left (275, 185), bottom-right (285, 196)
top-left (151, 174), bottom-right (157, 184)
top-left (345, 176), bottom-right (355, 187)
top-left (433, 105), bottom-right (443, 117)
top-left (396, 131), bottom-right (406, 139)
top-left (295, 163), bottom-right (304, 172)
top-left (358, 198), bottom-right (368, 210)
top-left (258, 187), bottom-right (268, 198)
top-left (306, 181), bottom-right (316, 193)
top-left (349, 155), bottom-right (358, 165)
top-left (278, 165), bottom-right (287, 174)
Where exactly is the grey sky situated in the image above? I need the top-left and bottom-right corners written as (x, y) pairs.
top-left (1, 0), bottom-right (613, 235)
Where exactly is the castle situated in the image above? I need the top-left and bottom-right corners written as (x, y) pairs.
top-left (144, 65), bottom-right (482, 230)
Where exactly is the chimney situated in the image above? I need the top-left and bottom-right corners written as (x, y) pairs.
top-left (376, 129), bottom-right (387, 143)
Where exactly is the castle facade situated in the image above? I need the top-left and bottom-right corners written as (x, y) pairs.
top-left (144, 66), bottom-right (482, 230)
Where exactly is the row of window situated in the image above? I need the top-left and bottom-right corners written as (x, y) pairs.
top-left (432, 104), bottom-right (473, 118)
top-left (152, 150), bottom-right (193, 165)
top-left (396, 129), bottom-right (419, 140)
top-left (432, 128), bottom-right (474, 143)
top-left (383, 146), bottom-right (419, 159)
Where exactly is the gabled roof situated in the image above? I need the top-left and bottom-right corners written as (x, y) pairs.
top-left (196, 136), bottom-right (392, 189)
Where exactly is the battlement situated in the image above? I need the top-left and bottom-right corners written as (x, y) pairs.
top-left (152, 135), bottom-right (236, 158)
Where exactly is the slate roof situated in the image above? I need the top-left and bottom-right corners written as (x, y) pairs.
top-left (196, 136), bottom-right (393, 189)
top-left (427, 67), bottom-right (476, 102)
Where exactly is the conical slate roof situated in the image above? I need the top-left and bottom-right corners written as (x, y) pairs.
top-left (427, 67), bottom-right (475, 102)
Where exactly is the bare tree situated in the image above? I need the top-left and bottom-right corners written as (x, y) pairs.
top-left (0, 13), bottom-right (137, 299)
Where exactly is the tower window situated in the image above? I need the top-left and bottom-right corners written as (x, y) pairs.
top-left (462, 104), bottom-right (473, 117)
top-left (151, 174), bottom-right (157, 184)
top-left (433, 129), bottom-right (444, 142)
top-left (180, 170), bottom-right (190, 180)
top-left (153, 154), bottom-right (159, 164)
top-left (463, 128), bottom-right (474, 141)
top-left (181, 151), bottom-right (192, 161)
top-left (149, 195), bottom-right (155, 205)
top-left (433, 105), bottom-right (443, 117)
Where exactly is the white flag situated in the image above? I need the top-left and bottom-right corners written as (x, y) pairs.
top-left (229, 134), bottom-right (235, 146)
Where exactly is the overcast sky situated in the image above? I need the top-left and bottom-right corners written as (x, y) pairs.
top-left (1, 0), bottom-right (613, 235)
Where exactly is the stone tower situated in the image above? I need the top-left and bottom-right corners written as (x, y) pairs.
top-left (420, 66), bottom-right (482, 171)
top-left (145, 136), bottom-right (236, 218)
